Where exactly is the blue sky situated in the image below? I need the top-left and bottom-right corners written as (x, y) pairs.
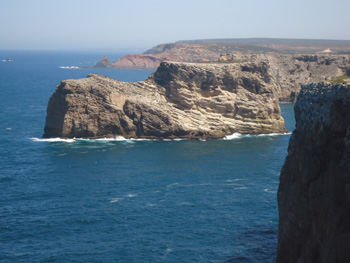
top-left (1, 0), bottom-right (349, 51)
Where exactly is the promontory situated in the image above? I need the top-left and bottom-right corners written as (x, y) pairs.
top-left (43, 61), bottom-right (286, 139)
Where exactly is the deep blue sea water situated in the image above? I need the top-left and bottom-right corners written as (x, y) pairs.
top-left (0, 50), bottom-right (295, 263)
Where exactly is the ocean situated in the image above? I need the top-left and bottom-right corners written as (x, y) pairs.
top-left (0, 50), bottom-right (295, 263)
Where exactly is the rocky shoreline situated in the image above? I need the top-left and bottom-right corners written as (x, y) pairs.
top-left (43, 61), bottom-right (286, 139)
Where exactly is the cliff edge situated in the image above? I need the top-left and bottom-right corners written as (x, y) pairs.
top-left (277, 83), bottom-right (350, 262)
top-left (95, 52), bottom-right (350, 102)
top-left (43, 61), bottom-right (286, 139)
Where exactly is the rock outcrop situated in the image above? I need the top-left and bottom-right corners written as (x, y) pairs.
top-left (94, 56), bottom-right (112, 68)
top-left (277, 83), bottom-right (350, 263)
top-left (111, 54), bottom-right (163, 69)
top-left (44, 61), bottom-right (286, 139)
top-left (219, 53), bottom-right (350, 102)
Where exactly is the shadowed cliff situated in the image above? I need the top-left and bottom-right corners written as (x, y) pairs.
top-left (277, 83), bottom-right (350, 263)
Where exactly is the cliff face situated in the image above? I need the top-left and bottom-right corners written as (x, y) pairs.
top-left (44, 61), bottom-right (286, 139)
top-left (95, 52), bottom-right (350, 102)
top-left (219, 54), bottom-right (350, 102)
top-left (277, 83), bottom-right (350, 263)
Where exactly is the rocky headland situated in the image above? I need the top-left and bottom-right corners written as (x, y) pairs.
top-left (44, 61), bottom-right (286, 139)
top-left (94, 43), bottom-right (220, 69)
top-left (277, 82), bottom-right (350, 262)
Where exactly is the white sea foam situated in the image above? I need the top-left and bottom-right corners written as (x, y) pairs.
top-left (79, 136), bottom-right (133, 142)
top-left (30, 137), bottom-right (76, 143)
top-left (85, 137), bottom-right (153, 142)
top-left (223, 132), bottom-right (291, 140)
top-left (31, 133), bottom-right (289, 143)
top-left (257, 132), bottom-right (291, 137)
top-left (5, 128), bottom-right (12, 130)
top-left (127, 194), bottom-right (137, 198)
top-left (129, 138), bottom-right (187, 141)
top-left (30, 136), bottom-right (132, 143)
top-left (59, 66), bottom-right (79, 69)
top-left (223, 133), bottom-right (243, 140)
top-left (97, 136), bottom-right (128, 141)
top-left (110, 198), bottom-right (123, 203)
top-left (130, 138), bottom-right (155, 141)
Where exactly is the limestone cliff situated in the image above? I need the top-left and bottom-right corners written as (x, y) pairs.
top-left (43, 61), bottom-right (286, 139)
top-left (277, 83), bottom-right (350, 263)
top-left (95, 51), bottom-right (350, 102)
top-left (219, 53), bottom-right (350, 102)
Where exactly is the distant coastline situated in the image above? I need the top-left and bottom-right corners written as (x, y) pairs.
top-left (93, 38), bottom-right (350, 70)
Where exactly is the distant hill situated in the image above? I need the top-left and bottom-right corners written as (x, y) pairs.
top-left (178, 38), bottom-right (350, 46)
top-left (175, 38), bottom-right (350, 54)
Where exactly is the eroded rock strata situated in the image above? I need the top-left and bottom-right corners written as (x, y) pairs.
top-left (96, 52), bottom-right (350, 102)
top-left (219, 54), bottom-right (350, 102)
top-left (277, 83), bottom-right (350, 263)
top-left (44, 61), bottom-right (286, 139)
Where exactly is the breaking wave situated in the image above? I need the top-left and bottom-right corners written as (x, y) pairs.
top-left (30, 137), bottom-right (76, 143)
top-left (29, 136), bottom-right (189, 143)
top-left (223, 132), bottom-right (291, 140)
top-left (30, 133), bottom-right (291, 143)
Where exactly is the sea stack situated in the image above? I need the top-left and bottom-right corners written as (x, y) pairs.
top-left (43, 61), bottom-right (286, 139)
top-left (277, 83), bottom-right (350, 262)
